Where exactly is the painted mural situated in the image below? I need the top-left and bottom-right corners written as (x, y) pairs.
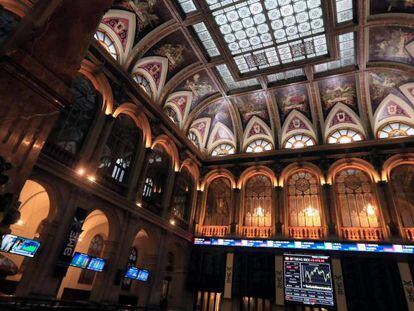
top-left (198, 99), bottom-right (233, 130)
top-left (369, 26), bottom-right (414, 66)
top-left (145, 30), bottom-right (198, 80)
top-left (370, 0), bottom-right (414, 14)
top-left (231, 91), bottom-right (271, 128)
top-left (273, 84), bottom-right (310, 122)
top-left (174, 71), bottom-right (218, 110)
top-left (113, 0), bottom-right (171, 42)
top-left (369, 70), bottom-right (413, 111)
top-left (318, 74), bottom-right (358, 117)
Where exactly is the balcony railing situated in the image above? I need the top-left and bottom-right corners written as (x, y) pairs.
top-left (340, 227), bottom-right (384, 241)
top-left (240, 226), bottom-right (273, 238)
top-left (403, 228), bottom-right (414, 241)
top-left (288, 226), bottom-right (324, 239)
top-left (198, 225), bottom-right (229, 237)
top-left (42, 142), bottom-right (78, 168)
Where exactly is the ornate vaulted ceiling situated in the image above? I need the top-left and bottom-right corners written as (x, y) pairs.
top-left (94, 0), bottom-right (414, 158)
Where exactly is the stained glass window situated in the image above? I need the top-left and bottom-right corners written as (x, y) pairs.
top-left (216, 64), bottom-right (259, 90)
top-left (314, 32), bottom-right (355, 73)
top-left (335, 0), bottom-right (354, 23)
top-left (209, 0), bottom-right (328, 74)
top-left (177, 0), bottom-right (197, 13)
top-left (390, 165), bottom-right (414, 230)
top-left (164, 106), bottom-right (179, 124)
top-left (143, 177), bottom-right (153, 198)
top-left (188, 132), bottom-right (200, 148)
top-left (172, 169), bottom-right (193, 221)
top-left (246, 139), bottom-right (273, 153)
top-left (243, 175), bottom-right (272, 227)
top-left (133, 74), bottom-right (152, 96)
top-left (284, 135), bottom-right (315, 149)
top-left (78, 235), bottom-right (104, 285)
top-left (204, 178), bottom-right (231, 226)
top-left (211, 143), bottom-right (235, 156)
top-left (94, 30), bottom-right (118, 60)
top-left (267, 68), bottom-right (304, 83)
top-left (193, 22), bottom-right (220, 57)
top-left (327, 129), bottom-right (363, 144)
top-left (378, 122), bottom-right (414, 139)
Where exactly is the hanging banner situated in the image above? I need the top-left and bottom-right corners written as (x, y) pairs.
top-left (275, 255), bottom-right (284, 306)
top-left (224, 253), bottom-right (233, 299)
top-left (332, 258), bottom-right (348, 311)
top-left (57, 207), bottom-right (87, 268)
top-left (398, 262), bottom-right (414, 311)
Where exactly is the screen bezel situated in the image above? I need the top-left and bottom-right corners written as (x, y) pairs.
top-left (69, 252), bottom-right (106, 272)
top-left (0, 234), bottom-right (41, 258)
top-left (124, 266), bottom-right (150, 282)
top-left (283, 253), bottom-right (336, 309)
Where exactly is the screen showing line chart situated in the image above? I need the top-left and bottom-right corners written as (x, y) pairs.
top-left (284, 254), bottom-right (334, 307)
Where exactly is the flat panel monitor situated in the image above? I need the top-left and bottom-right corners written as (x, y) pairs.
top-left (125, 266), bottom-right (150, 282)
top-left (284, 254), bottom-right (334, 308)
top-left (70, 252), bottom-right (106, 272)
top-left (87, 257), bottom-right (106, 272)
top-left (0, 234), bottom-right (41, 258)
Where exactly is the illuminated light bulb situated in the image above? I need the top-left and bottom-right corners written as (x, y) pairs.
top-left (185, 186), bottom-right (189, 192)
top-left (87, 175), bottom-right (96, 182)
top-left (169, 219), bottom-right (176, 226)
top-left (366, 204), bottom-right (376, 216)
top-left (136, 201), bottom-right (142, 207)
top-left (77, 168), bottom-right (85, 176)
top-left (305, 206), bottom-right (316, 217)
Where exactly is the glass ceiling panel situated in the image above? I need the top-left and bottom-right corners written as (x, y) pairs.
top-left (216, 64), bottom-right (259, 90)
top-left (314, 32), bottom-right (355, 73)
top-left (207, 0), bottom-right (328, 74)
top-left (335, 0), bottom-right (353, 23)
top-left (177, 0), bottom-right (197, 13)
top-left (193, 22), bottom-right (220, 57)
top-left (267, 68), bottom-right (304, 83)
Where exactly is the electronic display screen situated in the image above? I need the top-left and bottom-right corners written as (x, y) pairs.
top-left (0, 234), bottom-right (40, 258)
top-left (70, 252), bottom-right (106, 272)
top-left (284, 254), bottom-right (334, 307)
top-left (125, 266), bottom-right (150, 282)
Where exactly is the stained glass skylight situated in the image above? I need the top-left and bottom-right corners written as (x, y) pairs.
top-left (314, 32), bottom-right (355, 73)
top-left (267, 68), bottom-right (305, 83)
top-left (335, 0), bottom-right (353, 23)
top-left (177, 0), bottom-right (197, 13)
top-left (193, 22), bottom-right (220, 57)
top-left (208, 0), bottom-right (329, 74)
top-left (216, 64), bottom-right (259, 90)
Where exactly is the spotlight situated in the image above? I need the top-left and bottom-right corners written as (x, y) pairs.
top-left (136, 202), bottom-right (142, 207)
top-left (170, 219), bottom-right (176, 226)
top-left (87, 175), bottom-right (96, 182)
top-left (77, 168), bottom-right (85, 176)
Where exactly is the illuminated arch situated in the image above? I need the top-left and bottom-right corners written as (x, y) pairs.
top-left (97, 9), bottom-right (136, 65)
top-left (132, 56), bottom-right (169, 100)
top-left (201, 169), bottom-right (236, 191)
top-left (210, 143), bottom-right (236, 157)
top-left (324, 103), bottom-right (365, 143)
top-left (152, 135), bottom-right (180, 172)
top-left (382, 153), bottom-right (414, 182)
top-left (280, 162), bottom-right (325, 187)
top-left (373, 94), bottom-right (414, 135)
top-left (237, 166), bottom-right (277, 189)
top-left (164, 91), bottom-right (193, 129)
top-left (243, 116), bottom-right (274, 151)
top-left (327, 158), bottom-right (381, 185)
top-left (180, 158), bottom-right (200, 189)
top-left (79, 60), bottom-right (114, 115)
top-left (281, 110), bottom-right (316, 147)
top-left (113, 103), bottom-right (152, 148)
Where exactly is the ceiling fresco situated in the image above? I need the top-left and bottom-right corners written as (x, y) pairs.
top-left (93, 0), bottom-right (414, 157)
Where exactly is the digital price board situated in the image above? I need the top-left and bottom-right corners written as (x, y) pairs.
top-left (193, 237), bottom-right (414, 254)
top-left (0, 234), bottom-right (41, 258)
top-left (125, 266), bottom-right (150, 282)
top-left (284, 254), bottom-right (334, 307)
top-left (70, 252), bottom-right (106, 272)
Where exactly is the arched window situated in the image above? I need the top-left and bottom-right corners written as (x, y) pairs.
top-left (133, 74), bottom-right (152, 96)
top-left (211, 143), bottom-right (235, 157)
top-left (246, 139), bottom-right (273, 153)
top-left (390, 164), bottom-right (414, 239)
top-left (377, 122), bottom-right (414, 139)
top-left (143, 177), bottom-right (154, 198)
top-left (164, 106), bottom-right (179, 124)
top-left (122, 247), bottom-right (138, 290)
top-left (143, 146), bottom-right (170, 213)
top-left (171, 169), bottom-right (194, 222)
top-left (78, 234), bottom-right (104, 285)
top-left (0, 9), bottom-right (20, 45)
top-left (188, 132), bottom-right (200, 148)
top-left (94, 30), bottom-right (118, 60)
top-left (327, 129), bottom-right (363, 144)
top-left (287, 171), bottom-right (323, 239)
top-left (243, 175), bottom-right (272, 227)
top-left (334, 168), bottom-right (383, 240)
top-left (284, 134), bottom-right (315, 149)
top-left (47, 75), bottom-right (100, 156)
top-left (98, 114), bottom-right (141, 185)
top-left (204, 178), bottom-right (231, 226)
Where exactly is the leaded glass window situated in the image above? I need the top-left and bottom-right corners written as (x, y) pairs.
top-left (284, 134), bottom-right (315, 149)
top-left (172, 169), bottom-right (193, 221)
top-left (78, 234), bottom-right (104, 285)
top-left (211, 143), bottom-right (235, 157)
top-left (193, 22), bottom-right (220, 57)
top-left (94, 30), bottom-right (118, 60)
top-left (98, 115), bottom-right (141, 184)
top-left (327, 129), bottom-right (363, 144)
top-left (47, 75), bottom-right (100, 155)
top-left (377, 122), bottom-right (414, 139)
top-left (164, 106), bottom-right (179, 124)
top-left (243, 175), bottom-right (272, 227)
top-left (287, 171), bottom-right (322, 228)
top-left (216, 64), bottom-right (259, 90)
top-left (122, 247), bottom-right (138, 290)
top-left (246, 139), bottom-right (273, 153)
top-left (204, 178), bottom-right (231, 226)
top-left (188, 132), bottom-right (200, 148)
top-left (133, 74), bottom-right (152, 96)
top-left (390, 165), bottom-right (414, 229)
top-left (267, 68), bottom-right (304, 83)
top-left (335, 0), bottom-right (354, 23)
top-left (334, 169), bottom-right (380, 228)
top-left (143, 177), bottom-right (153, 198)
top-left (177, 0), bottom-right (197, 13)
